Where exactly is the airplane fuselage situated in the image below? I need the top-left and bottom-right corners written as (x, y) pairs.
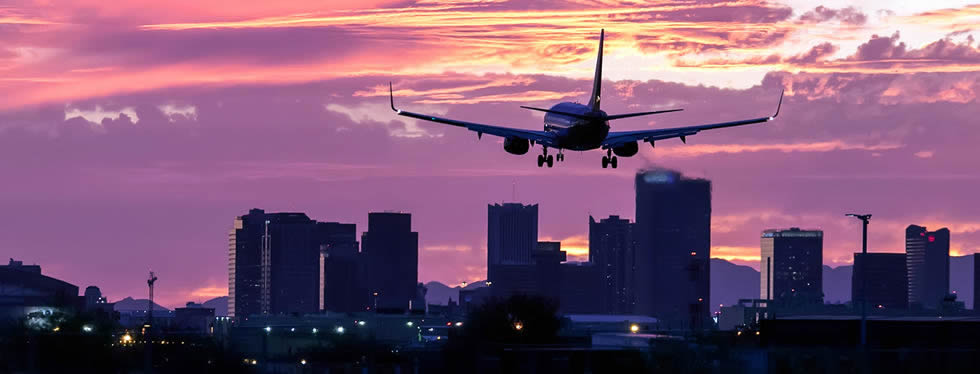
top-left (542, 102), bottom-right (609, 151)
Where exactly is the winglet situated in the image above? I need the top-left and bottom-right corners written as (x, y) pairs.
top-left (770, 90), bottom-right (784, 120)
top-left (389, 82), bottom-right (398, 112)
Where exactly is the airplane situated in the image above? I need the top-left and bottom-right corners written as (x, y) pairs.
top-left (389, 29), bottom-right (782, 169)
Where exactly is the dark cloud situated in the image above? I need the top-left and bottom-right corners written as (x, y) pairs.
top-left (799, 5), bottom-right (868, 26)
top-left (785, 42), bottom-right (838, 64)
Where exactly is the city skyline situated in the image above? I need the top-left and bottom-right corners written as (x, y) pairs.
top-left (1, 1), bottom-right (978, 308)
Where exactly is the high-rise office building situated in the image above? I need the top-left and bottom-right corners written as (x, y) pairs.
top-left (760, 228), bottom-right (824, 308)
top-left (361, 212), bottom-right (418, 313)
top-left (318, 222), bottom-right (365, 313)
top-left (589, 215), bottom-right (636, 314)
top-left (974, 254), bottom-right (979, 314)
top-left (487, 203), bottom-right (538, 286)
top-left (634, 170), bottom-right (711, 330)
top-left (852, 253), bottom-right (908, 310)
top-left (906, 225), bottom-right (950, 309)
top-left (228, 209), bottom-right (323, 319)
top-left (559, 262), bottom-right (602, 314)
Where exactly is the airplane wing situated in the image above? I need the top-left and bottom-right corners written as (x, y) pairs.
top-left (389, 83), bottom-right (557, 147)
top-left (601, 92), bottom-right (783, 149)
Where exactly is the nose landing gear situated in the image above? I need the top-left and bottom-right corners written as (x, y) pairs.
top-left (601, 149), bottom-right (618, 169)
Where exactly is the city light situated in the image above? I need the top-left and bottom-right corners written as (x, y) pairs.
top-left (358, 321), bottom-right (366, 326)
top-left (335, 326), bottom-right (345, 334)
top-left (630, 324), bottom-right (639, 333)
top-left (290, 327), bottom-right (295, 332)
top-left (514, 322), bottom-right (523, 331)
top-left (52, 326), bottom-right (60, 332)
top-left (264, 326), bottom-right (271, 333)
top-left (406, 321), bottom-right (414, 327)
top-left (82, 325), bottom-right (93, 333)
top-left (122, 334), bottom-right (133, 343)
top-left (312, 328), bottom-right (318, 334)
top-left (301, 359), bottom-right (307, 365)
top-left (455, 322), bottom-right (463, 327)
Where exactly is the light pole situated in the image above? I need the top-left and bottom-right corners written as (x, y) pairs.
top-left (846, 213), bottom-right (871, 347)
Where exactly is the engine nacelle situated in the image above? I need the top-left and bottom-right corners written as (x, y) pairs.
top-left (503, 137), bottom-right (530, 155)
top-left (612, 141), bottom-right (639, 157)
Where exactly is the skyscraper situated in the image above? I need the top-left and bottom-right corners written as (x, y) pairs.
top-left (906, 225), bottom-right (950, 309)
top-left (760, 228), bottom-right (823, 308)
top-left (974, 254), bottom-right (979, 314)
top-left (361, 212), bottom-right (418, 313)
top-left (589, 215), bottom-right (636, 314)
top-left (487, 203), bottom-right (538, 285)
top-left (852, 253), bottom-right (908, 310)
top-left (318, 222), bottom-right (365, 313)
top-left (634, 170), bottom-right (711, 330)
top-left (228, 209), bottom-right (323, 319)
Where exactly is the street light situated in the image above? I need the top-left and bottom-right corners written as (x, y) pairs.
top-left (846, 213), bottom-right (871, 348)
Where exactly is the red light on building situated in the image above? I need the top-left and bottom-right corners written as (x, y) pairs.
top-left (920, 232), bottom-right (925, 237)
top-left (690, 251), bottom-right (697, 256)
top-left (928, 236), bottom-right (936, 242)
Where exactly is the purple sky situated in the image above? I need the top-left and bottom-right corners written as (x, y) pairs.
top-left (1, 1), bottom-right (978, 307)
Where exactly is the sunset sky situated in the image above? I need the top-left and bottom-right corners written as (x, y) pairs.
top-left (1, 0), bottom-right (978, 308)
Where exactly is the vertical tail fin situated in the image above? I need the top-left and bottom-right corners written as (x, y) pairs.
top-left (587, 29), bottom-right (604, 112)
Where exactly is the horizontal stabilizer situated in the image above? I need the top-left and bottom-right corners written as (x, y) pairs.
top-left (519, 105), bottom-right (591, 120)
top-left (605, 109), bottom-right (683, 121)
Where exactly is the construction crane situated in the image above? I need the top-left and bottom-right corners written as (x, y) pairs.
top-left (147, 271), bottom-right (158, 326)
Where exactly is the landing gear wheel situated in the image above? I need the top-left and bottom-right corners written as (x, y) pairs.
top-left (601, 156), bottom-right (609, 168)
top-left (547, 155), bottom-right (554, 168)
top-left (610, 156), bottom-right (618, 169)
top-left (557, 153), bottom-right (564, 162)
top-left (537, 155), bottom-right (544, 167)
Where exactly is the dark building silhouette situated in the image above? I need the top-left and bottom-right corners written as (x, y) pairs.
top-left (0, 259), bottom-right (81, 320)
top-left (361, 212), bottom-right (418, 313)
top-left (488, 241), bottom-right (566, 301)
top-left (906, 225), bottom-right (950, 309)
top-left (487, 203), bottom-right (538, 287)
top-left (318, 222), bottom-right (365, 313)
top-left (761, 228), bottom-right (824, 308)
top-left (634, 170), bottom-right (710, 330)
top-left (975, 254), bottom-right (980, 314)
top-left (852, 253), bottom-right (908, 310)
top-left (560, 262), bottom-right (602, 314)
top-left (229, 209), bottom-right (347, 319)
top-left (534, 241), bottom-right (566, 302)
top-left (589, 215), bottom-right (636, 314)
top-left (174, 302), bottom-right (215, 335)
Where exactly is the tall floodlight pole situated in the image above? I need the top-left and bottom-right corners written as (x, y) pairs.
top-left (846, 213), bottom-right (871, 347)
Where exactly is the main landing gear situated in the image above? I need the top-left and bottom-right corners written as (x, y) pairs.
top-left (537, 148), bottom-right (563, 168)
top-left (601, 149), bottom-right (618, 169)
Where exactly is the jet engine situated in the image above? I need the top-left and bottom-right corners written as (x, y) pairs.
top-left (503, 137), bottom-right (530, 155)
top-left (612, 141), bottom-right (638, 157)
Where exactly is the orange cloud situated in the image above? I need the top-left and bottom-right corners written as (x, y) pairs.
top-left (189, 286), bottom-right (227, 299)
top-left (711, 246), bottom-right (761, 263)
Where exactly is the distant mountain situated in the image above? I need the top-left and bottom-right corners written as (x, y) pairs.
top-left (203, 296), bottom-right (228, 316)
top-left (425, 280), bottom-right (487, 306)
top-left (113, 297), bottom-right (170, 312)
top-left (710, 259), bottom-right (760, 313)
